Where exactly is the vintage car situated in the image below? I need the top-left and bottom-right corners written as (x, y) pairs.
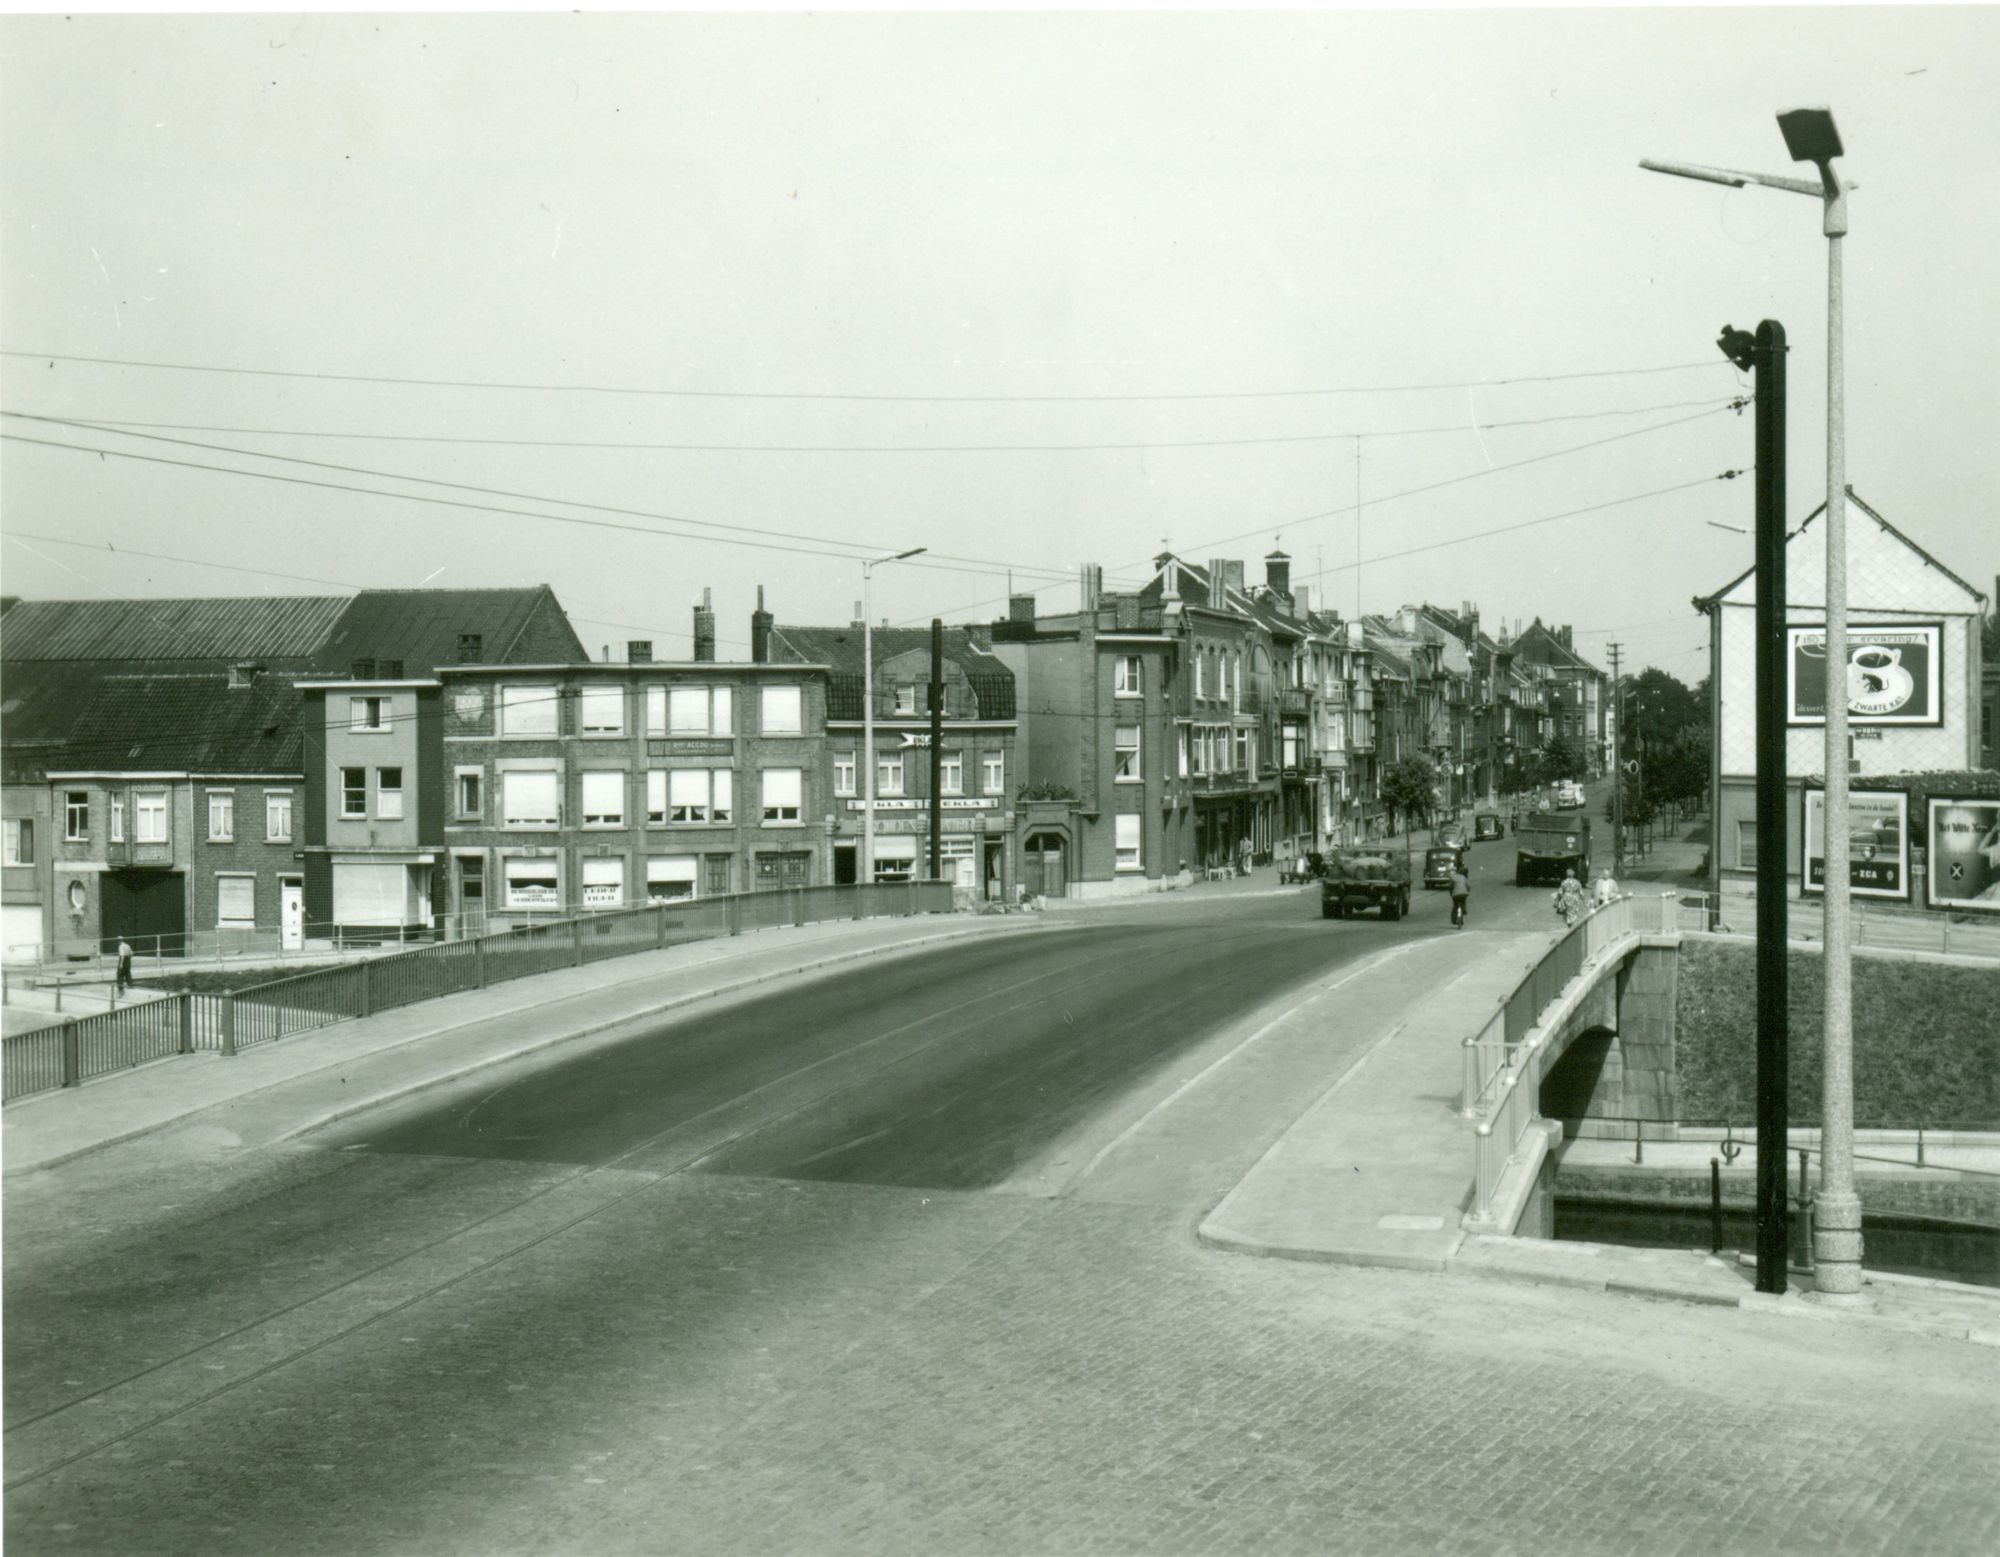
top-left (1423, 845), bottom-right (1466, 891)
top-left (1474, 812), bottom-right (1504, 842)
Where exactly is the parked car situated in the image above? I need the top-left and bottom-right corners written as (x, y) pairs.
top-left (1554, 781), bottom-right (1586, 810)
top-left (1474, 813), bottom-right (1504, 842)
top-left (1424, 845), bottom-right (1466, 890)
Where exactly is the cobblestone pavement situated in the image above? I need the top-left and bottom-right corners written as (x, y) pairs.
top-left (9, 1170), bottom-right (1996, 1556)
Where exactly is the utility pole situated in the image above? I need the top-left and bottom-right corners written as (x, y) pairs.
top-left (1608, 642), bottom-right (1624, 876)
top-left (928, 618), bottom-right (944, 884)
top-left (1722, 319), bottom-right (1792, 1295)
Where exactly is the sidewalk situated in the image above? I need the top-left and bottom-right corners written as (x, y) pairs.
top-left (1199, 921), bottom-right (2000, 1345)
top-left (2, 913), bottom-right (1061, 1178)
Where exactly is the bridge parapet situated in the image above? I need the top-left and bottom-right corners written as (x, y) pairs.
top-left (1461, 893), bottom-right (1681, 1234)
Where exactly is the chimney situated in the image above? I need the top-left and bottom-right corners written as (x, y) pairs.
top-left (1557, 625), bottom-right (1573, 650)
top-left (693, 588), bottom-right (716, 663)
top-left (1264, 548), bottom-right (1291, 599)
top-left (228, 662), bottom-right (261, 690)
top-left (1207, 559), bottom-right (1229, 607)
top-left (966, 623), bottom-right (993, 650)
top-left (1080, 563), bottom-right (1103, 613)
top-left (852, 600), bottom-right (865, 629)
top-left (1223, 560), bottom-right (1246, 597)
top-left (1294, 584), bottom-right (1310, 618)
top-left (627, 640), bottom-right (653, 664)
top-left (1009, 593), bottom-right (1037, 625)
top-left (751, 585), bottom-right (774, 664)
top-left (456, 632), bottom-right (483, 663)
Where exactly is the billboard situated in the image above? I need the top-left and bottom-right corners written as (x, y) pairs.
top-left (1926, 797), bottom-right (2000, 912)
top-left (1787, 622), bottom-right (1942, 726)
top-left (1802, 788), bottom-right (1908, 899)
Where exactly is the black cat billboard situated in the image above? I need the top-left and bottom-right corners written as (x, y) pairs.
top-left (1787, 622), bottom-right (1942, 726)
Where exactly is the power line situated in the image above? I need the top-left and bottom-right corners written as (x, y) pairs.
top-left (0, 412), bottom-right (1084, 586)
top-left (4, 348), bottom-right (1739, 403)
top-left (49, 396), bottom-right (1743, 453)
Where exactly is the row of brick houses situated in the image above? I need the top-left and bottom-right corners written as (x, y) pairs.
top-left (3, 554), bottom-right (1620, 953)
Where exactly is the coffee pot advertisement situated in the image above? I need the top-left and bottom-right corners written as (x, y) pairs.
top-left (1786, 621), bottom-right (1942, 726)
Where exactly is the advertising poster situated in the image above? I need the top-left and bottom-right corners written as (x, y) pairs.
top-left (1926, 797), bottom-right (2000, 912)
top-left (1802, 788), bottom-right (1909, 898)
top-left (1787, 622), bottom-right (1942, 726)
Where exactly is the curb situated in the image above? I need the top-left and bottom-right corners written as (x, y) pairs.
top-left (6, 918), bottom-right (1061, 1176)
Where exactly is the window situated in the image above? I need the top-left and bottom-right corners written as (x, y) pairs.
top-left (761, 684), bottom-right (802, 735)
top-left (266, 793), bottom-right (293, 842)
top-left (878, 752), bottom-right (905, 797)
top-left (454, 769), bottom-right (482, 820)
top-left (216, 875), bottom-right (255, 929)
top-left (1218, 656), bottom-right (1229, 707)
top-left (500, 684), bottom-right (558, 736)
top-left (1234, 730), bottom-right (1250, 775)
top-left (376, 768), bottom-right (404, 821)
top-left (659, 685), bottom-right (733, 736)
top-left (1282, 727), bottom-right (1302, 769)
top-left (349, 696), bottom-right (387, 732)
top-left (940, 753), bottom-right (963, 796)
top-left (503, 857), bottom-right (560, 909)
top-left (1115, 655), bottom-right (1142, 696)
top-left (341, 768), bottom-right (367, 818)
top-left (1737, 820), bottom-right (1760, 871)
top-left (834, 752), bottom-right (856, 797)
top-left (208, 791), bottom-right (235, 841)
top-left (1114, 725), bottom-right (1141, 782)
top-left (1233, 654), bottom-right (1243, 712)
top-left (580, 685), bottom-right (625, 736)
top-left (981, 752), bottom-right (1004, 795)
top-left (581, 771), bottom-right (625, 826)
top-left (761, 768), bottom-right (803, 823)
top-left (1115, 814), bottom-right (1142, 872)
top-left (1195, 652), bottom-right (1206, 699)
top-left (502, 770), bottom-right (560, 827)
top-left (1177, 728), bottom-right (1190, 779)
top-left (893, 684), bottom-right (917, 716)
top-left (64, 791), bottom-right (88, 841)
top-left (647, 855), bottom-right (699, 901)
top-left (135, 793), bottom-right (167, 843)
top-left (668, 769), bottom-right (733, 824)
top-left (3, 818), bottom-right (32, 865)
top-left (582, 857), bottom-right (625, 909)
top-left (109, 798), bottom-right (125, 843)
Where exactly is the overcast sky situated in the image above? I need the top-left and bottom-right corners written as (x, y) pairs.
top-left (4, 6), bottom-right (1994, 680)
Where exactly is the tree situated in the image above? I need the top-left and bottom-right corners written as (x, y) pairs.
top-left (1531, 736), bottom-right (1587, 786)
top-left (1379, 756), bottom-right (1439, 830)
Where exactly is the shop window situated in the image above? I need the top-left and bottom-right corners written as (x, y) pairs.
top-left (646, 855), bottom-right (698, 900)
top-left (582, 857), bottom-right (625, 909)
top-left (503, 858), bottom-right (560, 910)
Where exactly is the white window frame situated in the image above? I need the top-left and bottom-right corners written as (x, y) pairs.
top-left (1177, 728), bottom-right (1190, 778)
top-left (500, 684), bottom-right (559, 737)
top-left (581, 770), bottom-right (626, 827)
top-left (760, 684), bottom-right (803, 735)
top-left (646, 855), bottom-right (699, 901)
top-left (1115, 814), bottom-right (1142, 873)
top-left (265, 791), bottom-right (293, 842)
top-left (109, 796), bottom-right (125, 843)
top-left (207, 790), bottom-right (235, 842)
top-left (939, 753), bottom-right (963, 796)
top-left (215, 873), bottom-right (257, 930)
top-left (375, 768), bottom-right (405, 822)
top-left (667, 769), bottom-right (733, 824)
top-left (135, 792), bottom-right (167, 844)
top-left (1114, 655), bottom-right (1142, 696)
top-left (64, 790), bottom-right (88, 841)
top-left (501, 770), bottom-right (561, 828)
top-left (833, 752), bottom-right (857, 798)
top-left (581, 857), bottom-right (625, 910)
top-left (893, 684), bottom-right (917, 716)
top-left (340, 767), bottom-right (368, 819)
top-left (1195, 651), bottom-right (1206, 700)
top-left (503, 857), bottom-right (561, 910)
top-left (981, 752), bottom-right (1003, 796)
top-left (579, 685), bottom-right (625, 736)
top-left (453, 767), bottom-right (483, 821)
top-left (878, 752), bottom-right (905, 798)
top-left (1113, 725), bottom-right (1141, 783)
top-left (3, 817), bottom-right (33, 865)
top-left (349, 695), bottom-right (388, 733)
top-left (761, 767), bottom-right (803, 824)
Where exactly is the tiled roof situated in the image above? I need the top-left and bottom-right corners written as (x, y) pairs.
top-left (770, 625), bottom-right (1015, 720)
top-left (0, 596), bottom-right (347, 662)
top-left (41, 671), bottom-right (304, 774)
top-left (309, 587), bottom-right (587, 677)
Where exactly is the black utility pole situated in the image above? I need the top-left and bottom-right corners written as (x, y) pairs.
top-left (929, 618), bottom-right (945, 884)
top-left (1722, 319), bottom-right (1790, 1295)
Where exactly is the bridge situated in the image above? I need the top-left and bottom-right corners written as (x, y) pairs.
top-left (1460, 893), bottom-right (1683, 1236)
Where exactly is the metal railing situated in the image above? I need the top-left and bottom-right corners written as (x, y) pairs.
top-left (1461, 892), bottom-right (1679, 1225)
top-left (3, 880), bottom-right (953, 1103)
top-left (1671, 891), bottom-right (2000, 959)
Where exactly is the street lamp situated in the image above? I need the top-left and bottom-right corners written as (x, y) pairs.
top-left (1643, 108), bottom-right (1864, 1300)
top-left (860, 547), bottom-right (928, 885)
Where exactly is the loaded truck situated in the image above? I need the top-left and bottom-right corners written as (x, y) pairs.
top-left (1515, 813), bottom-right (1590, 886)
top-left (1319, 849), bottom-right (1413, 920)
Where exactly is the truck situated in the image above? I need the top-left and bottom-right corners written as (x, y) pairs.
top-left (1515, 813), bottom-right (1590, 886)
top-left (1319, 848), bottom-right (1413, 920)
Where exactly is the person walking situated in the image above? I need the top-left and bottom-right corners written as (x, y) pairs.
top-left (1551, 871), bottom-right (1587, 929)
top-left (114, 936), bottom-right (133, 996)
top-left (1449, 866), bottom-right (1470, 928)
top-left (1593, 868), bottom-right (1619, 908)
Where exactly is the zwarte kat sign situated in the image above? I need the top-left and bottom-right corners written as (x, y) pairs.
top-left (1787, 622), bottom-right (1942, 726)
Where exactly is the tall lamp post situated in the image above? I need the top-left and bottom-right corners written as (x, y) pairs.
top-left (860, 547), bottom-right (928, 885)
top-left (1643, 107), bottom-right (1863, 1298)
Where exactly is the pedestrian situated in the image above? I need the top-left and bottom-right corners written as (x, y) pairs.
top-left (1449, 866), bottom-right (1470, 928)
top-left (114, 936), bottom-right (133, 996)
top-left (1551, 871), bottom-right (1587, 929)
top-left (1593, 867), bottom-right (1619, 908)
top-left (1237, 836), bottom-right (1253, 877)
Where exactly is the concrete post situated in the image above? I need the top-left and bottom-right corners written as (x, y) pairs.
top-left (220, 993), bottom-right (237, 1057)
top-left (178, 993), bottom-right (193, 1055)
top-left (358, 962), bottom-right (373, 1021)
top-left (474, 935), bottom-right (487, 990)
top-left (727, 895), bottom-right (743, 937)
top-left (60, 1016), bottom-right (81, 1087)
top-left (572, 917), bottom-right (584, 968)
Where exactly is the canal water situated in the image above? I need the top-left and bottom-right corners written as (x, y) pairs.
top-left (1553, 1198), bottom-right (2000, 1289)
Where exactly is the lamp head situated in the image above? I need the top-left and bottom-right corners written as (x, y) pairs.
top-left (1716, 325), bottom-right (1757, 373)
top-left (1777, 107), bottom-right (1842, 165)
